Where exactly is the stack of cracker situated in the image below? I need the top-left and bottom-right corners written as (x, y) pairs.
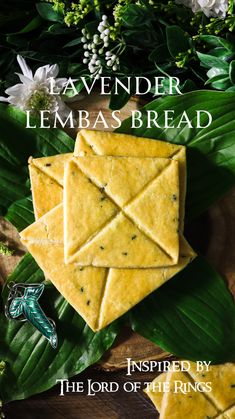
top-left (20, 130), bottom-right (196, 331)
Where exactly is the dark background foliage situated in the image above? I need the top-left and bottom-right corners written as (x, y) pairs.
top-left (1, 0), bottom-right (235, 109)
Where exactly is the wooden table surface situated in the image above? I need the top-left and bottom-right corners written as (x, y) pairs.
top-left (4, 368), bottom-right (159, 419)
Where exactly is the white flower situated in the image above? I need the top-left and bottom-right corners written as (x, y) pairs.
top-left (176, 0), bottom-right (229, 18)
top-left (81, 15), bottom-right (120, 78)
top-left (0, 55), bottom-right (71, 118)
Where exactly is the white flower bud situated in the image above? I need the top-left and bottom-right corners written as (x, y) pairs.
top-left (90, 58), bottom-right (96, 65)
top-left (102, 15), bottom-right (108, 21)
top-left (84, 51), bottom-right (90, 57)
top-left (81, 28), bottom-right (86, 35)
top-left (107, 60), bottom-right (112, 67)
top-left (104, 42), bottom-right (109, 48)
top-left (112, 55), bottom-right (116, 61)
top-left (104, 36), bottom-right (109, 43)
top-left (83, 44), bottom-right (88, 49)
top-left (83, 58), bottom-right (88, 64)
top-left (104, 28), bottom-right (110, 35)
top-left (88, 44), bottom-right (92, 50)
top-left (105, 51), bottom-right (112, 57)
top-left (93, 35), bottom-right (99, 44)
top-left (96, 60), bottom-right (101, 65)
top-left (99, 48), bottom-right (104, 54)
top-left (112, 65), bottom-right (117, 71)
top-left (98, 24), bottom-right (105, 33)
top-left (81, 37), bottom-right (86, 43)
top-left (93, 54), bottom-right (98, 59)
top-left (89, 66), bottom-right (96, 74)
top-left (99, 68), bottom-right (102, 74)
top-left (92, 48), bottom-right (97, 53)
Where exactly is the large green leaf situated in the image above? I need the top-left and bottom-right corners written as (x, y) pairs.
top-left (0, 104), bottom-right (74, 216)
top-left (0, 254), bottom-right (120, 403)
top-left (166, 25), bottom-right (190, 58)
top-left (5, 196), bottom-right (34, 231)
top-left (130, 256), bottom-right (235, 363)
top-left (36, 3), bottom-right (63, 23)
top-left (117, 91), bottom-right (235, 221)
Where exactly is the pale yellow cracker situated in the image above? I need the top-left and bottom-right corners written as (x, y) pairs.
top-left (144, 372), bottom-right (168, 412)
top-left (20, 204), bottom-right (107, 330)
top-left (98, 235), bottom-right (195, 329)
top-left (20, 204), bottom-right (195, 330)
top-left (216, 406), bottom-right (235, 419)
top-left (23, 130), bottom-right (194, 329)
top-left (74, 129), bottom-right (186, 230)
top-left (159, 371), bottom-right (218, 419)
top-left (145, 362), bottom-right (235, 419)
top-left (64, 156), bottom-right (180, 268)
top-left (188, 362), bottom-right (235, 411)
top-left (28, 154), bottom-right (72, 220)
top-left (29, 163), bottom-right (63, 219)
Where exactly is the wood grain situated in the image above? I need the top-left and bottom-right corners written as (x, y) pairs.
top-left (0, 217), bottom-right (25, 285)
top-left (4, 368), bottom-right (159, 419)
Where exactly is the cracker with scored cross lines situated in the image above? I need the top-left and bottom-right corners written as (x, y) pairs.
top-left (75, 130), bottom-right (186, 231)
top-left (20, 204), bottom-right (195, 330)
top-left (144, 361), bottom-right (235, 419)
top-left (21, 129), bottom-right (196, 330)
top-left (64, 156), bottom-right (180, 268)
top-left (29, 129), bottom-right (186, 231)
top-left (29, 153), bottom-right (71, 219)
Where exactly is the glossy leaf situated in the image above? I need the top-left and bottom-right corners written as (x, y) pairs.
top-left (120, 4), bottom-right (152, 27)
top-left (64, 37), bottom-right (82, 48)
top-left (109, 78), bottom-right (136, 110)
top-left (209, 75), bottom-right (231, 90)
top-left (229, 60), bottom-right (235, 84)
top-left (0, 254), bottom-right (120, 403)
top-left (13, 15), bottom-right (43, 34)
top-left (130, 256), bottom-right (235, 363)
top-left (166, 25), bottom-right (190, 58)
top-left (117, 90), bottom-right (235, 221)
top-left (197, 52), bottom-right (229, 70)
top-left (36, 3), bottom-right (63, 23)
top-left (149, 43), bottom-right (171, 63)
top-left (200, 35), bottom-right (235, 52)
top-left (5, 196), bottom-right (34, 231)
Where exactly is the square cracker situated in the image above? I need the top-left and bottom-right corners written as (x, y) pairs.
top-left (150, 370), bottom-right (217, 419)
top-left (29, 130), bottom-right (186, 231)
top-left (145, 362), bottom-right (235, 418)
top-left (23, 130), bottom-right (194, 329)
top-left (74, 129), bottom-right (186, 231)
top-left (20, 204), bottom-right (195, 331)
top-left (64, 156), bottom-right (180, 268)
top-left (29, 154), bottom-right (71, 219)
top-left (144, 372), bottom-right (168, 412)
top-left (217, 406), bottom-right (235, 419)
top-left (188, 362), bottom-right (235, 411)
